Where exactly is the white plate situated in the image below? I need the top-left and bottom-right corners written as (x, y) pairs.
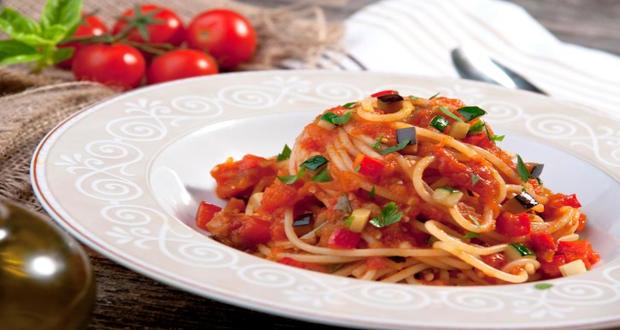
top-left (32, 71), bottom-right (620, 330)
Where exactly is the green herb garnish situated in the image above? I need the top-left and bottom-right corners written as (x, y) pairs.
top-left (371, 135), bottom-right (383, 151)
top-left (464, 232), bottom-right (479, 239)
top-left (468, 121), bottom-right (485, 134)
top-left (369, 202), bottom-right (402, 228)
top-left (438, 106), bottom-right (464, 122)
top-left (430, 115), bottom-right (449, 132)
top-left (301, 155), bottom-right (328, 170)
top-left (342, 102), bottom-right (357, 109)
top-left (321, 111), bottom-right (353, 126)
top-left (490, 134), bottom-right (505, 142)
top-left (312, 167), bottom-right (332, 182)
top-left (516, 154), bottom-right (531, 182)
top-left (457, 106), bottom-right (487, 122)
top-left (379, 138), bottom-right (410, 155)
top-left (354, 164), bottom-right (361, 173)
top-left (510, 243), bottom-right (534, 257)
top-left (471, 174), bottom-right (480, 185)
top-left (429, 92), bottom-right (440, 99)
top-left (534, 283), bottom-right (553, 290)
top-left (276, 144), bottom-right (292, 161)
top-left (369, 186), bottom-right (376, 199)
top-left (344, 215), bottom-right (354, 228)
top-left (278, 167), bottom-right (306, 185)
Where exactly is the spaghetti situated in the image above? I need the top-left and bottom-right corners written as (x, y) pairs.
top-left (196, 90), bottom-right (600, 285)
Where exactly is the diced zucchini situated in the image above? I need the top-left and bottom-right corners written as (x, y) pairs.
top-left (432, 187), bottom-right (463, 207)
top-left (449, 122), bottom-right (471, 139)
top-left (505, 243), bottom-right (535, 260)
top-left (559, 259), bottom-right (587, 277)
top-left (348, 208), bottom-right (371, 232)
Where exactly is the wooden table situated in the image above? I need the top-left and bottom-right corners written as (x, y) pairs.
top-left (89, 1), bottom-right (619, 329)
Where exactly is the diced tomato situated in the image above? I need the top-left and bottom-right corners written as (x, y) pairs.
top-left (195, 201), bottom-right (221, 230)
top-left (540, 240), bottom-right (600, 278)
top-left (371, 89), bottom-right (398, 97)
top-left (366, 257), bottom-right (389, 270)
top-left (278, 257), bottom-right (306, 269)
top-left (544, 193), bottom-right (582, 218)
top-left (577, 213), bottom-right (587, 232)
top-left (462, 133), bottom-right (494, 149)
top-left (261, 180), bottom-right (298, 213)
top-left (210, 155), bottom-right (276, 199)
top-left (529, 232), bottom-right (556, 262)
top-left (496, 212), bottom-right (531, 237)
top-left (327, 228), bottom-right (361, 249)
top-left (356, 155), bottom-right (385, 178)
top-left (481, 252), bottom-right (507, 269)
top-left (270, 221), bottom-right (287, 241)
top-left (235, 216), bottom-right (272, 249)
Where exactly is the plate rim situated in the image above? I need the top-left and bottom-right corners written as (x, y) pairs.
top-left (30, 70), bottom-right (620, 330)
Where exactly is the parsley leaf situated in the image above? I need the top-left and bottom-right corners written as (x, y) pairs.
top-left (312, 167), bottom-right (332, 182)
top-left (534, 283), bottom-right (553, 290)
top-left (369, 202), bottom-right (402, 228)
top-left (276, 144), bottom-right (292, 161)
top-left (379, 138), bottom-right (410, 155)
top-left (321, 111), bottom-right (352, 126)
top-left (471, 174), bottom-right (480, 185)
top-left (371, 136), bottom-right (383, 151)
top-left (457, 106), bottom-right (487, 122)
top-left (301, 155), bottom-right (328, 170)
top-left (344, 215), bottom-right (354, 228)
top-left (516, 154), bottom-right (531, 182)
top-left (354, 165), bottom-right (361, 173)
top-left (438, 106), bottom-right (464, 122)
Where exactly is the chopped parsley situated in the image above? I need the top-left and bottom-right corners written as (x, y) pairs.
top-left (534, 283), bottom-right (553, 290)
top-left (490, 134), bottom-right (505, 142)
top-left (344, 215), bottom-right (354, 228)
top-left (301, 155), bottom-right (328, 170)
top-left (430, 115), bottom-right (449, 132)
top-left (371, 136), bottom-right (384, 151)
top-left (276, 144), bottom-right (292, 161)
top-left (312, 167), bottom-right (332, 182)
top-left (369, 202), bottom-right (403, 228)
top-left (471, 174), bottom-right (480, 185)
top-left (342, 102), bottom-right (357, 109)
top-left (464, 232), bottom-right (479, 240)
top-left (438, 106), bottom-right (464, 122)
top-left (278, 167), bottom-right (306, 184)
top-left (321, 111), bottom-right (352, 126)
top-left (468, 121), bottom-right (485, 133)
top-left (457, 106), bottom-right (487, 122)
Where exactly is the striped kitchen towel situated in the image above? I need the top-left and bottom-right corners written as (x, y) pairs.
top-left (315, 0), bottom-right (620, 118)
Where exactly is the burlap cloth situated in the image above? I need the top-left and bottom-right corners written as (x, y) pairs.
top-left (0, 0), bottom-right (344, 211)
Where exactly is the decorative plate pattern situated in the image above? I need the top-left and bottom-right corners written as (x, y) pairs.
top-left (32, 71), bottom-right (620, 330)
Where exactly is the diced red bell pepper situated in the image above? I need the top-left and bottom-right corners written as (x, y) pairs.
top-left (357, 155), bottom-right (385, 177)
top-left (236, 216), bottom-right (272, 249)
top-left (577, 213), bottom-right (587, 232)
top-left (529, 232), bottom-right (556, 262)
top-left (496, 212), bottom-right (531, 237)
top-left (544, 193), bottom-right (582, 218)
top-left (371, 89), bottom-right (398, 98)
top-left (195, 201), bottom-right (222, 230)
top-left (328, 228), bottom-right (361, 249)
top-left (540, 240), bottom-right (600, 278)
top-left (278, 257), bottom-right (306, 269)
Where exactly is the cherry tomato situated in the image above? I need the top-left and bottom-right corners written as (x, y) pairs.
top-left (72, 43), bottom-right (145, 90)
top-left (186, 9), bottom-right (257, 70)
top-left (146, 49), bottom-right (218, 84)
top-left (58, 15), bottom-right (108, 69)
top-left (113, 5), bottom-right (185, 46)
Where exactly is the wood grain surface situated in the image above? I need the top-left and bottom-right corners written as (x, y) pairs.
top-left (84, 1), bottom-right (619, 329)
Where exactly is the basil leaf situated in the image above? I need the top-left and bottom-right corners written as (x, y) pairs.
top-left (50, 46), bottom-right (73, 63)
top-left (438, 106), bottom-right (463, 122)
top-left (321, 111), bottom-right (352, 126)
top-left (276, 144), bottom-right (292, 161)
top-left (342, 102), bottom-right (357, 109)
top-left (471, 174), bottom-right (480, 185)
top-left (40, 24), bottom-right (69, 44)
top-left (41, 0), bottom-right (82, 34)
top-left (0, 8), bottom-right (40, 37)
top-left (516, 154), bottom-right (531, 182)
top-left (301, 155), bottom-right (328, 170)
top-left (278, 167), bottom-right (305, 185)
top-left (312, 167), bottom-right (332, 182)
top-left (457, 106), bottom-right (487, 122)
top-left (0, 39), bottom-right (41, 65)
top-left (430, 115), bottom-right (449, 132)
top-left (490, 134), bottom-right (505, 142)
top-left (463, 232), bottom-right (479, 239)
top-left (468, 121), bottom-right (485, 133)
top-left (379, 138), bottom-right (410, 155)
top-left (534, 283), bottom-right (553, 290)
top-left (369, 202), bottom-right (402, 228)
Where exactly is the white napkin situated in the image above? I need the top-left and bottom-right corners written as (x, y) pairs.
top-left (317, 0), bottom-right (620, 118)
